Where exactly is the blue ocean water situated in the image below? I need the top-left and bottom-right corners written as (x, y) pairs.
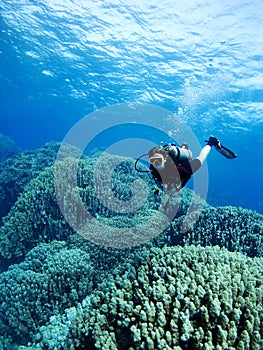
top-left (0, 0), bottom-right (262, 213)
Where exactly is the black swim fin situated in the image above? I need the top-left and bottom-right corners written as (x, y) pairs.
top-left (215, 144), bottom-right (237, 159)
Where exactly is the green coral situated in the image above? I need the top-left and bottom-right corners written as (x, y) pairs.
top-left (24, 245), bottom-right (263, 349)
top-left (0, 148), bottom-right (262, 350)
top-left (0, 152), bottom-right (262, 263)
top-left (0, 153), bottom-right (207, 261)
top-left (0, 165), bottom-right (68, 259)
top-left (0, 241), bottom-right (94, 347)
top-left (164, 206), bottom-right (263, 257)
top-left (0, 142), bottom-right (61, 222)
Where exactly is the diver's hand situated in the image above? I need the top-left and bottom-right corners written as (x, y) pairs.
top-left (205, 136), bottom-right (221, 149)
top-left (164, 144), bottom-right (178, 156)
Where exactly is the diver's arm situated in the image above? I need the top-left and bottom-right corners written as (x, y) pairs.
top-left (196, 145), bottom-right (211, 165)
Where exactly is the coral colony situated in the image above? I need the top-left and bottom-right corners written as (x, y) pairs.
top-left (0, 143), bottom-right (262, 349)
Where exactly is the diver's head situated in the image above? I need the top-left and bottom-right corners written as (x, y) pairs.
top-left (148, 146), bottom-right (167, 170)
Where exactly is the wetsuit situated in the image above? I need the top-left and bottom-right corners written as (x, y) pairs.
top-left (150, 156), bottom-right (201, 192)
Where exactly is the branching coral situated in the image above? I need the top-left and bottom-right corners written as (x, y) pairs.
top-left (0, 165), bottom-right (69, 259)
top-left (0, 152), bottom-right (206, 261)
top-left (0, 241), bottom-right (94, 347)
top-left (23, 245), bottom-right (263, 350)
top-left (0, 142), bottom-right (61, 222)
top-left (0, 149), bottom-right (262, 350)
top-left (164, 206), bottom-right (263, 257)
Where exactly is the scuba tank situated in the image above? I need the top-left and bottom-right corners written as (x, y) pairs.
top-left (163, 144), bottom-right (192, 164)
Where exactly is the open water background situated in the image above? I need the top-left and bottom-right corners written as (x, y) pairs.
top-left (0, 0), bottom-right (262, 212)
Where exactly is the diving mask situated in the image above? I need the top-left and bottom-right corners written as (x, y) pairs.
top-left (149, 154), bottom-right (166, 170)
top-left (149, 155), bottom-right (165, 166)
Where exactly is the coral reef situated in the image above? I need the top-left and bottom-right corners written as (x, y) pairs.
top-left (0, 142), bottom-right (61, 222)
top-left (1, 151), bottom-right (262, 261)
top-left (0, 165), bottom-right (69, 260)
top-left (0, 151), bottom-right (208, 262)
top-left (0, 241), bottom-right (94, 347)
top-left (162, 206), bottom-right (263, 258)
top-left (21, 245), bottom-right (263, 350)
top-left (0, 149), bottom-right (262, 350)
top-left (0, 132), bottom-right (18, 163)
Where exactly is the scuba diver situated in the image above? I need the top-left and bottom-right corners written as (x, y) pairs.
top-left (135, 136), bottom-right (237, 194)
